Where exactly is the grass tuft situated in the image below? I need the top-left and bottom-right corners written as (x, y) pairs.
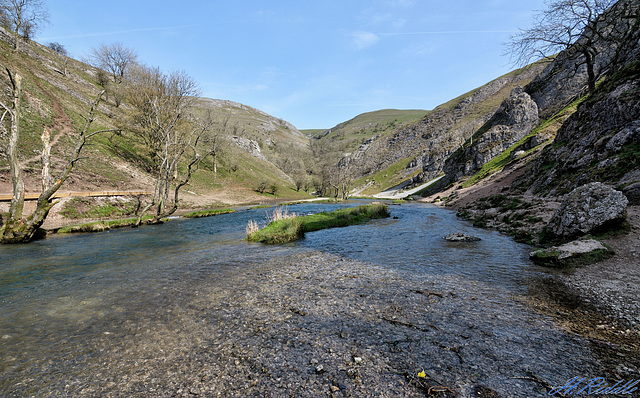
top-left (182, 209), bottom-right (235, 218)
top-left (246, 204), bottom-right (390, 244)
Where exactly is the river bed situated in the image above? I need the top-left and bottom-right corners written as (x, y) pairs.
top-left (0, 202), bottom-right (609, 396)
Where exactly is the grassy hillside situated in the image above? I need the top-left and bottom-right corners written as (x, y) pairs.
top-left (342, 64), bottom-right (545, 196)
top-left (311, 109), bottom-right (428, 155)
top-left (0, 29), bottom-right (312, 210)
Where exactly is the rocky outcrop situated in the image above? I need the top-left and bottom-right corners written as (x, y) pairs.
top-left (446, 87), bottom-right (539, 180)
top-left (529, 238), bottom-right (614, 267)
top-left (623, 182), bottom-right (640, 205)
top-left (525, 0), bottom-right (640, 119)
top-left (343, 64), bottom-right (544, 187)
top-left (547, 182), bottom-right (629, 240)
top-left (443, 233), bottom-right (481, 242)
top-left (428, 0), bottom-right (640, 199)
top-left (519, 60), bottom-right (640, 195)
top-left (229, 136), bottom-right (267, 162)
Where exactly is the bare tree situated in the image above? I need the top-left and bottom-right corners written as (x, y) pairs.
top-left (47, 41), bottom-right (70, 76)
top-left (47, 41), bottom-right (66, 55)
top-left (505, 0), bottom-right (638, 93)
top-left (0, 68), bottom-right (115, 243)
top-left (0, 0), bottom-right (49, 51)
top-left (122, 65), bottom-right (213, 225)
top-left (90, 42), bottom-right (138, 83)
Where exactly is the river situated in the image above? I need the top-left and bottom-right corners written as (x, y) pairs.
top-left (0, 202), bottom-right (603, 397)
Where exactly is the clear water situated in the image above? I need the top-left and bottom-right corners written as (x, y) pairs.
top-left (0, 202), bottom-right (594, 396)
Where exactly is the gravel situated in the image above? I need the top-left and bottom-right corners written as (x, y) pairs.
top-left (3, 250), bottom-right (614, 397)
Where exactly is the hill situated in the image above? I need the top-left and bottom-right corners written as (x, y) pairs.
top-left (336, 65), bottom-right (544, 196)
top-left (0, 27), bottom-right (313, 230)
top-left (310, 108), bottom-right (428, 153)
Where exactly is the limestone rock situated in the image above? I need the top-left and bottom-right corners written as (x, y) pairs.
top-left (530, 238), bottom-right (614, 267)
top-left (623, 182), bottom-right (640, 205)
top-left (444, 233), bottom-right (481, 242)
top-left (229, 136), bottom-right (266, 161)
top-left (468, 87), bottom-right (539, 170)
top-left (547, 182), bottom-right (628, 240)
top-left (436, 87), bottom-right (540, 188)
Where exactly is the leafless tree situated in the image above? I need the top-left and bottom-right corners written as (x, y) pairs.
top-left (0, 68), bottom-right (115, 243)
top-left (47, 41), bottom-right (66, 55)
top-left (504, 0), bottom-right (637, 93)
top-left (122, 65), bottom-right (214, 225)
top-left (90, 42), bottom-right (138, 83)
top-left (0, 0), bottom-right (49, 51)
top-left (255, 180), bottom-right (267, 194)
top-left (47, 41), bottom-right (70, 76)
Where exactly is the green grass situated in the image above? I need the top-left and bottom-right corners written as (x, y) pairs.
top-left (56, 215), bottom-right (155, 234)
top-left (353, 156), bottom-right (420, 195)
top-left (60, 197), bottom-right (139, 219)
top-left (247, 204), bottom-right (390, 244)
top-left (182, 209), bottom-right (235, 218)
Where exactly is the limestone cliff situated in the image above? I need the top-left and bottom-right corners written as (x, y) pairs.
top-left (517, 59), bottom-right (640, 196)
top-left (442, 87), bottom-right (539, 182)
top-left (343, 64), bottom-right (543, 191)
top-left (424, 0), bottom-right (640, 197)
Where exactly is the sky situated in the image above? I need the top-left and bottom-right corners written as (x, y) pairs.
top-left (38, 0), bottom-right (546, 130)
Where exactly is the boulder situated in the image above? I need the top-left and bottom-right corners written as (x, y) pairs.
top-left (530, 238), bottom-right (614, 267)
top-left (547, 182), bottom-right (628, 240)
top-left (622, 182), bottom-right (640, 205)
top-left (444, 233), bottom-right (481, 242)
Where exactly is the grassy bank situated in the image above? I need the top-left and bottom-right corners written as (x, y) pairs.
top-left (56, 216), bottom-right (156, 234)
top-left (246, 204), bottom-right (390, 244)
top-left (182, 209), bottom-right (235, 218)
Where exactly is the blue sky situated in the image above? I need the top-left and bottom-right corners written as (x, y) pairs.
top-left (39, 0), bottom-right (545, 130)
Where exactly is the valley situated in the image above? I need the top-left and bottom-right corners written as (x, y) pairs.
top-left (1, 0), bottom-right (639, 395)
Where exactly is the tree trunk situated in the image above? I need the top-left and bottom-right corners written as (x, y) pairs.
top-left (2, 89), bottom-right (109, 244)
top-left (584, 50), bottom-right (597, 93)
top-left (4, 72), bottom-right (24, 227)
top-left (12, 25), bottom-right (20, 51)
top-left (41, 128), bottom-right (53, 190)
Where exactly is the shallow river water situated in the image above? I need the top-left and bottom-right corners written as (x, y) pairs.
top-left (0, 202), bottom-right (606, 397)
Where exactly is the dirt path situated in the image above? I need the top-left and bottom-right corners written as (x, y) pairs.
top-left (20, 92), bottom-right (72, 168)
top-left (0, 78), bottom-right (75, 172)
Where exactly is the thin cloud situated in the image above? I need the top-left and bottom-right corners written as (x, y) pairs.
top-left (352, 31), bottom-right (380, 50)
top-left (378, 30), bottom-right (516, 36)
top-left (41, 24), bottom-right (200, 41)
top-left (348, 29), bottom-right (516, 51)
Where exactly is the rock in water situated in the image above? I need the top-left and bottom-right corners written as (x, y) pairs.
top-left (547, 182), bottom-right (628, 240)
top-left (530, 238), bottom-right (614, 267)
top-left (444, 233), bottom-right (481, 242)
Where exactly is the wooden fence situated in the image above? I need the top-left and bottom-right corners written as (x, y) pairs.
top-left (0, 191), bottom-right (153, 202)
